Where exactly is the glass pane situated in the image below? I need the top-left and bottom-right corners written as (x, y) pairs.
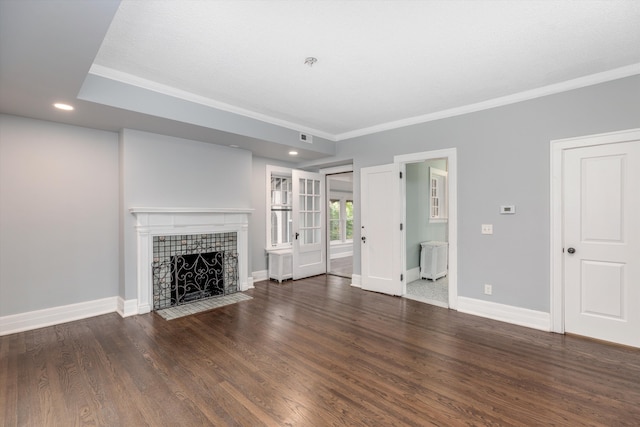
top-left (330, 220), bottom-right (340, 241)
top-left (314, 212), bottom-right (320, 227)
top-left (305, 229), bottom-right (314, 244)
top-left (346, 201), bottom-right (353, 220)
top-left (314, 228), bottom-right (320, 243)
top-left (307, 179), bottom-right (313, 194)
top-left (300, 195), bottom-right (305, 208)
top-left (300, 178), bottom-right (305, 194)
top-left (330, 200), bottom-right (340, 220)
top-left (306, 196), bottom-right (313, 211)
top-left (270, 212), bottom-right (278, 246)
top-left (306, 212), bottom-right (313, 226)
top-left (285, 211), bottom-right (292, 243)
top-left (314, 179), bottom-right (320, 195)
top-left (346, 220), bottom-right (354, 240)
top-left (314, 196), bottom-right (320, 211)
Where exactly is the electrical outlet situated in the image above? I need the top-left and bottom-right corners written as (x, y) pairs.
top-left (481, 224), bottom-right (493, 234)
top-left (484, 284), bottom-right (492, 295)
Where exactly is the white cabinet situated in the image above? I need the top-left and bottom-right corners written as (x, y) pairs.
top-left (267, 249), bottom-right (292, 283)
top-left (420, 241), bottom-right (448, 280)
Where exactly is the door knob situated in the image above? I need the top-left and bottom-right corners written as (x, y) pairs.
top-left (567, 247), bottom-right (576, 254)
top-left (361, 236), bottom-right (366, 243)
top-left (295, 232), bottom-right (299, 240)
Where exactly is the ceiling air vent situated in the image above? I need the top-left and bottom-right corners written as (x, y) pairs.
top-left (299, 133), bottom-right (313, 143)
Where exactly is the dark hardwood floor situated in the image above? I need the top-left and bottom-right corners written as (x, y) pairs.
top-left (2, 275), bottom-right (639, 426)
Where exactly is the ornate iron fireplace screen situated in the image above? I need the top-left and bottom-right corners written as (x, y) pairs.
top-left (172, 251), bottom-right (223, 304)
top-left (151, 233), bottom-right (239, 310)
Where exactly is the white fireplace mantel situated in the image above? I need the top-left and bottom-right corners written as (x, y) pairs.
top-left (130, 207), bottom-right (253, 314)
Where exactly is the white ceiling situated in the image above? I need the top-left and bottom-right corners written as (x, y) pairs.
top-left (92, 0), bottom-right (640, 140)
top-left (1, 0), bottom-right (639, 160)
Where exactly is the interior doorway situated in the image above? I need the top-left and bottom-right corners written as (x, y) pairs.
top-left (326, 172), bottom-right (354, 279)
top-left (394, 148), bottom-right (458, 310)
top-left (404, 159), bottom-right (449, 308)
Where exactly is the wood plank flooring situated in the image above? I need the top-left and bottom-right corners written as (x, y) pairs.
top-left (2, 275), bottom-right (640, 426)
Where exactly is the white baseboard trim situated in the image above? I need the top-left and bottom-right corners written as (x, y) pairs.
top-left (246, 276), bottom-right (255, 289)
top-left (117, 297), bottom-right (138, 318)
top-left (330, 251), bottom-right (353, 260)
top-left (457, 297), bottom-right (551, 331)
top-left (350, 274), bottom-right (361, 288)
top-left (252, 269), bottom-right (268, 283)
top-left (0, 297), bottom-right (119, 336)
top-left (406, 267), bottom-right (420, 283)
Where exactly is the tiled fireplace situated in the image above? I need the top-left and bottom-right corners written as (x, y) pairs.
top-left (130, 208), bottom-right (252, 314)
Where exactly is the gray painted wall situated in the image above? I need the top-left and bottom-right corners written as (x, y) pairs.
top-left (335, 75), bottom-right (640, 312)
top-left (120, 129), bottom-right (253, 300)
top-left (2, 75), bottom-right (638, 319)
top-left (0, 115), bottom-right (119, 316)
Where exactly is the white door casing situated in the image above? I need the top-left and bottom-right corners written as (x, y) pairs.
top-left (360, 163), bottom-right (402, 295)
top-left (292, 169), bottom-right (326, 279)
top-left (395, 148), bottom-right (458, 309)
top-left (551, 128), bottom-right (640, 348)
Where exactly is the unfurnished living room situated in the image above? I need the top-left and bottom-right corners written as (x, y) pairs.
top-left (1, 1), bottom-right (639, 425)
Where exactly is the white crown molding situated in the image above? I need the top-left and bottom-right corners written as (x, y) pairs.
top-left (89, 64), bottom-right (337, 141)
top-left (0, 297), bottom-right (118, 336)
top-left (91, 63), bottom-right (639, 143)
top-left (457, 297), bottom-right (551, 332)
top-left (336, 63), bottom-right (640, 141)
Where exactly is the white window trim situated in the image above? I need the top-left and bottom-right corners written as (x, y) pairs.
top-left (329, 193), bottom-right (354, 244)
top-left (266, 165), bottom-right (293, 250)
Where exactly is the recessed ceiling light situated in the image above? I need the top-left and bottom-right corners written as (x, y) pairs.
top-left (289, 151), bottom-right (298, 156)
top-left (229, 144), bottom-right (239, 148)
top-left (54, 103), bottom-right (74, 111)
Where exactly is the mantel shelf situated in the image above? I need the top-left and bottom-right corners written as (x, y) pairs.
top-left (129, 207), bottom-right (254, 215)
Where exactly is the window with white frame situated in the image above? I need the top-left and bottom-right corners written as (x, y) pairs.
top-left (329, 197), bottom-right (353, 243)
top-left (268, 170), bottom-right (292, 248)
top-left (429, 167), bottom-right (448, 222)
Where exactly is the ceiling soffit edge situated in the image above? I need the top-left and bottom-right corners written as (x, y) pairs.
top-left (87, 63), bottom-right (640, 143)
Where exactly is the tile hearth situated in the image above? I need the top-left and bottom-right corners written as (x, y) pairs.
top-left (155, 292), bottom-right (253, 320)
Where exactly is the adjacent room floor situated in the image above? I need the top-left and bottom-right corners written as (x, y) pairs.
top-left (328, 255), bottom-right (352, 278)
top-left (405, 275), bottom-right (449, 308)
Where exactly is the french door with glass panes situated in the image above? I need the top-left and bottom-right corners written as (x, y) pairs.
top-left (292, 170), bottom-right (326, 279)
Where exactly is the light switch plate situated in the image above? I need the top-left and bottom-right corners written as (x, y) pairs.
top-left (500, 205), bottom-right (516, 214)
top-left (481, 224), bottom-right (493, 234)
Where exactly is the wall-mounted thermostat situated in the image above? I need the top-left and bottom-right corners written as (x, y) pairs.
top-left (500, 205), bottom-right (516, 214)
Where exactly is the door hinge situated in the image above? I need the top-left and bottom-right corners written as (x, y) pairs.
top-left (400, 223), bottom-right (403, 231)
top-left (399, 171), bottom-right (403, 179)
top-left (400, 274), bottom-right (404, 281)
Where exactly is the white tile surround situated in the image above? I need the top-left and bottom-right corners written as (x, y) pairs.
top-left (130, 208), bottom-right (253, 315)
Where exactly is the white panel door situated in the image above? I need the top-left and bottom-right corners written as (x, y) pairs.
top-left (292, 170), bottom-right (326, 279)
top-left (361, 164), bottom-right (402, 295)
top-left (564, 140), bottom-right (640, 347)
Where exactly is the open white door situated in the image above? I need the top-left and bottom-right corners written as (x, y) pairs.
top-left (361, 164), bottom-right (402, 295)
top-left (292, 170), bottom-right (326, 279)
top-left (563, 139), bottom-right (640, 347)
